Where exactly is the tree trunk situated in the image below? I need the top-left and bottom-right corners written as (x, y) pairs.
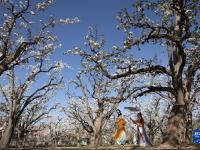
top-left (17, 131), bottom-right (26, 148)
top-left (76, 129), bottom-right (81, 147)
top-left (163, 104), bottom-right (186, 146)
top-left (185, 111), bottom-right (192, 144)
top-left (149, 130), bottom-right (154, 145)
top-left (162, 85), bottom-right (187, 146)
top-left (0, 118), bottom-right (15, 149)
top-left (90, 132), bottom-right (102, 148)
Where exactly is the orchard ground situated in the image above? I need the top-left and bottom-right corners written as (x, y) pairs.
top-left (7, 145), bottom-right (200, 150)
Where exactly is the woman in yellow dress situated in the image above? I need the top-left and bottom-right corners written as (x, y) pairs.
top-left (114, 109), bottom-right (128, 145)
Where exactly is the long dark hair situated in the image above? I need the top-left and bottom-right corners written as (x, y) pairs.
top-left (137, 112), bottom-right (145, 124)
top-left (137, 112), bottom-right (143, 119)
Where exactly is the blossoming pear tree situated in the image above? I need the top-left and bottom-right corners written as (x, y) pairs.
top-left (0, 0), bottom-right (79, 148)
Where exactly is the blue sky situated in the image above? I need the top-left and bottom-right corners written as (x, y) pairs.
top-left (49, 0), bottom-right (135, 75)
top-left (41, 0), bottom-right (169, 110)
top-left (46, 0), bottom-right (168, 73)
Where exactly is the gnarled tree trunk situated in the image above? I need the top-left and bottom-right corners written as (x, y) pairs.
top-left (163, 86), bottom-right (193, 146)
top-left (90, 119), bottom-right (104, 148)
top-left (185, 107), bottom-right (193, 144)
top-left (163, 104), bottom-right (186, 146)
top-left (163, 2), bottom-right (188, 145)
top-left (90, 132), bottom-right (102, 147)
top-left (0, 117), bottom-right (15, 149)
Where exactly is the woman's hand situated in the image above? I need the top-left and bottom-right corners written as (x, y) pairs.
top-left (136, 122), bottom-right (143, 127)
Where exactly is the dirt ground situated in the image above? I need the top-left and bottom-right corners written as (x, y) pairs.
top-left (9, 145), bottom-right (200, 150)
top-left (57, 145), bottom-right (199, 150)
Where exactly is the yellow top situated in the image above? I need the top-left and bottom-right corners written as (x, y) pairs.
top-left (114, 117), bottom-right (126, 141)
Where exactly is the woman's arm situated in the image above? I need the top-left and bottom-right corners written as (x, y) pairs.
top-left (130, 117), bottom-right (136, 124)
top-left (136, 122), bottom-right (143, 127)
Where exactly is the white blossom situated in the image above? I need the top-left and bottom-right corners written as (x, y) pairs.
top-left (57, 43), bottom-right (62, 48)
top-left (16, 36), bottom-right (25, 44)
top-left (59, 17), bottom-right (80, 24)
top-left (3, 13), bottom-right (8, 17)
top-left (28, 21), bottom-right (34, 24)
top-left (165, 10), bottom-right (171, 16)
top-left (36, 0), bottom-right (54, 10)
top-left (20, 22), bottom-right (27, 28)
top-left (55, 61), bottom-right (65, 70)
top-left (30, 11), bottom-right (35, 15)
top-left (112, 45), bottom-right (118, 50)
top-left (85, 35), bottom-right (89, 40)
